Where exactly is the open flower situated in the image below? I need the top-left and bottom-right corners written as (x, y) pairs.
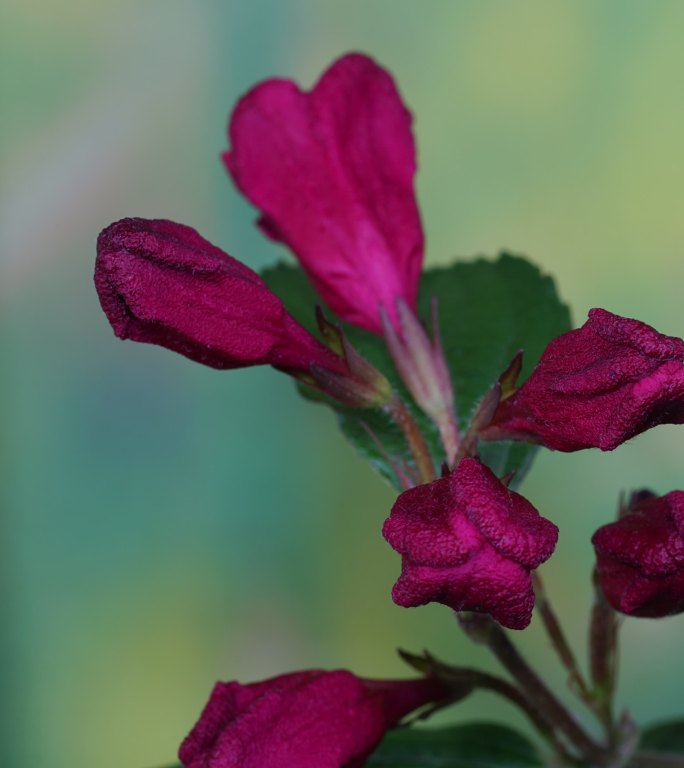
top-left (383, 457), bottom-right (558, 630)
top-left (225, 52), bottom-right (423, 335)
top-left (179, 669), bottom-right (444, 768)
top-left (593, 490), bottom-right (684, 617)
top-left (483, 308), bottom-right (684, 451)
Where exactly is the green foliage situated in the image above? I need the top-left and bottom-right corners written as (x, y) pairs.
top-left (418, 255), bottom-right (570, 427)
top-left (639, 720), bottom-right (684, 753)
top-left (262, 254), bottom-right (570, 490)
top-left (366, 722), bottom-right (544, 767)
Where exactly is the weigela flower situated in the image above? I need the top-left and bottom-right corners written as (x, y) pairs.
top-left (483, 308), bottom-right (684, 451)
top-left (593, 490), bottom-right (684, 617)
top-left (225, 52), bottom-right (423, 335)
top-left (383, 457), bottom-right (558, 630)
top-left (178, 669), bottom-right (444, 768)
top-left (95, 218), bottom-right (347, 375)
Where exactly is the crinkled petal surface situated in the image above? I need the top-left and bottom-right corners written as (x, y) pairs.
top-left (383, 458), bottom-right (558, 629)
top-left (485, 309), bottom-right (684, 451)
top-left (225, 53), bottom-right (423, 334)
top-left (179, 670), bottom-right (443, 768)
top-left (454, 457), bottom-right (558, 569)
top-left (593, 491), bottom-right (684, 617)
top-left (95, 218), bottom-right (344, 373)
top-left (383, 477), bottom-right (482, 567)
top-left (392, 551), bottom-right (536, 630)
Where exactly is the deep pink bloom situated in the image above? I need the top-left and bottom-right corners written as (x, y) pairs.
top-left (224, 53), bottom-right (423, 335)
top-left (383, 457), bottom-right (558, 630)
top-left (95, 218), bottom-right (346, 375)
top-left (178, 669), bottom-right (444, 768)
top-left (483, 308), bottom-right (684, 451)
top-left (593, 491), bottom-right (684, 617)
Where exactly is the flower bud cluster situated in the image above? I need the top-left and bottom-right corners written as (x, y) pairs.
top-left (94, 51), bottom-right (684, 768)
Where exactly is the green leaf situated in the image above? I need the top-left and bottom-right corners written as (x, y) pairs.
top-left (366, 722), bottom-right (544, 767)
top-left (262, 254), bottom-right (570, 490)
top-left (640, 720), bottom-right (684, 753)
top-left (418, 254), bottom-right (570, 426)
top-left (417, 254), bottom-right (570, 487)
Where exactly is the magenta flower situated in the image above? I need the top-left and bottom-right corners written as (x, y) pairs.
top-left (593, 491), bottom-right (684, 618)
top-left (178, 669), bottom-right (444, 768)
top-left (95, 218), bottom-right (347, 375)
top-left (383, 457), bottom-right (558, 630)
top-left (224, 53), bottom-right (423, 335)
top-left (483, 308), bottom-right (684, 452)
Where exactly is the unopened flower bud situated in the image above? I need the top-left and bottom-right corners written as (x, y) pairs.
top-left (383, 457), bottom-right (558, 630)
top-left (593, 490), bottom-right (684, 617)
top-left (179, 669), bottom-right (445, 768)
top-left (483, 309), bottom-right (684, 451)
top-left (95, 218), bottom-right (346, 376)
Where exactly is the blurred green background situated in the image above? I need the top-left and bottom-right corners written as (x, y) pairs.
top-left (4, 1), bottom-right (684, 765)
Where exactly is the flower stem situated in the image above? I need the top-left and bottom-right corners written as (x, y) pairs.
top-left (386, 395), bottom-right (436, 484)
top-left (381, 300), bottom-right (460, 468)
top-left (430, 298), bottom-right (460, 465)
top-left (533, 574), bottom-right (606, 721)
top-left (589, 569), bottom-right (620, 735)
top-left (459, 613), bottom-right (610, 766)
top-left (419, 657), bottom-right (579, 763)
top-left (436, 408), bottom-right (460, 467)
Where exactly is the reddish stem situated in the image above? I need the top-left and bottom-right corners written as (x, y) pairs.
top-left (386, 396), bottom-right (436, 485)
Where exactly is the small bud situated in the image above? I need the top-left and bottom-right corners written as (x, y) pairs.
top-left (483, 309), bottom-right (684, 452)
top-left (383, 457), bottom-right (558, 630)
top-left (95, 218), bottom-right (347, 376)
top-left (593, 490), bottom-right (684, 617)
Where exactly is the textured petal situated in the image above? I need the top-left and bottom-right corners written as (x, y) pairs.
top-left (95, 218), bottom-right (344, 374)
top-left (391, 551), bottom-right (535, 630)
top-left (179, 670), bottom-right (443, 768)
top-left (383, 457), bottom-right (556, 629)
top-left (485, 309), bottom-right (684, 451)
top-left (454, 460), bottom-right (558, 569)
top-left (595, 557), bottom-right (684, 618)
top-left (382, 477), bottom-right (481, 566)
top-left (593, 491), bottom-right (684, 617)
top-left (225, 53), bottom-right (423, 334)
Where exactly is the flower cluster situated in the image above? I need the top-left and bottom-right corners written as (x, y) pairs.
top-left (95, 52), bottom-right (684, 768)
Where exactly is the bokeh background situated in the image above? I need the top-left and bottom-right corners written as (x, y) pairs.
top-left (4, 1), bottom-right (684, 765)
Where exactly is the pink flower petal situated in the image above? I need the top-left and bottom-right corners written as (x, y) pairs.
top-left (225, 53), bottom-right (423, 334)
